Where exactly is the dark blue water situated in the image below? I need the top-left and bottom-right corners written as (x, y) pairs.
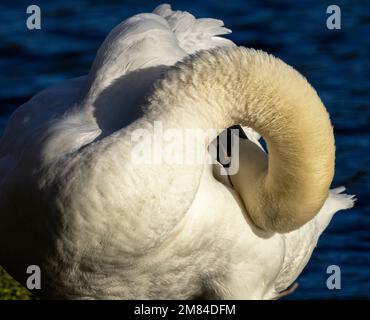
top-left (0, 0), bottom-right (369, 299)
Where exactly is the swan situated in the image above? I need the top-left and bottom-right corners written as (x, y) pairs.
top-left (0, 4), bottom-right (355, 299)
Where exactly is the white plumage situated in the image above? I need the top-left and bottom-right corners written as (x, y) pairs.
top-left (0, 4), bottom-right (354, 299)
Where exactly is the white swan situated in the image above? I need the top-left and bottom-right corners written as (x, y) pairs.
top-left (0, 4), bottom-right (355, 299)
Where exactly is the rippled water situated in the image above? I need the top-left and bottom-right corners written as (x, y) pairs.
top-left (0, 0), bottom-right (369, 299)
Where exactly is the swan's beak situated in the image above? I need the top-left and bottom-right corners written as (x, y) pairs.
top-left (212, 125), bottom-right (250, 188)
top-left (216, 125), bottom-right (248, 168)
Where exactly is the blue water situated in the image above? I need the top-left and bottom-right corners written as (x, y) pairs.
top-left (0, 0), bottom-right (369, 299)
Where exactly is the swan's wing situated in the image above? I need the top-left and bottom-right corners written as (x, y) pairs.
top-left (153, 4), bottom-right (235, 54)
top-left (0, 13), bottom-right (180, 164)
top-left (90, 4), bottom-right (234, 78)
top-left (0, 76), bottom-right (90, 163)
top-left (0, 5), bottom-right (236, 169)
top-left (271, 187), bottom-right (355, 295)
top-left (75, 7), bottom-right (236, 142)
top-left (88, 13), bottom-right (187, 81)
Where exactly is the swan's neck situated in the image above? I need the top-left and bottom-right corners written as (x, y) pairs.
top-left (145, 47), bottom-right (335, 233)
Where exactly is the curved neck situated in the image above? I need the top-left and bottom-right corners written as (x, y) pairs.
top-left (146, 47), bottom-right (335, 233)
